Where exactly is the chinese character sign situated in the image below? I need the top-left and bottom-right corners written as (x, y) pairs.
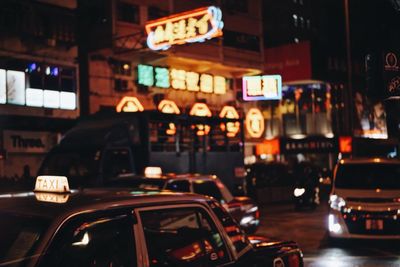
top-left (242, 75), bottom-right (282, 101)
top-left (137, 64), bottom-right (226, 95)
top-left (146, 6), bottom-right (224, 51)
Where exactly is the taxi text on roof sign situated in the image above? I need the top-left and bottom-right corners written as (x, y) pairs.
top-left (138, 64), bottom-right (226, 95)
top-left (34, 175), bottom-right (70, 193)
top-left (242, 75), bottom-right (282, 101)
top-left (145, 6), bottom-right (223, 51)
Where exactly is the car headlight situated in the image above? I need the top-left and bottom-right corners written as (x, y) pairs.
top-left (329, 194), bottom-right (346, 210)
top-left (293, 188), bottom-right (305, 197)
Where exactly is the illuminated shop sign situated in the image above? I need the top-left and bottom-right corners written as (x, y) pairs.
top-left (158, 100), bottom-right (180, 135)
top-left (242, 75), bottom-right (282, 101)
top-left (145, 6), bottom-right (223, 51)
top-left (0, 67), bottom-right (77, 110)
top-left (116, 96), bottom-right (144, 112)
top-left (219, 106), bottom-right (240, 137)
top-left (245, 108), bottom-right (264, 138)
top-left (256, 139), bottom-right (280, 156)
top-left (281, 137), bottom-right (335, 154)
top-left (138, 64), bottom-right (226, 94)
top-left (339, 136), bottom-right (352, 154)
top-left (190, 103), bottom-right (212, 136)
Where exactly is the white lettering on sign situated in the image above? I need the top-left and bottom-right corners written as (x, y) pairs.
top-left (34, 175), bottom-right (70, 193)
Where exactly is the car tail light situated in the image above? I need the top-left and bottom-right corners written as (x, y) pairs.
top-left (255, 210), bottom-right (260, 219)
top-left (288, 253), bottom-right (300, 267)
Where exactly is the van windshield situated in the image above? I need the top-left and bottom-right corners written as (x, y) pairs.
top-left (335, 163), bottom-right (400, 189)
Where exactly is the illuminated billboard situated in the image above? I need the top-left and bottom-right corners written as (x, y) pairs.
top-left (145, 6), bottom-right (223, 51)
top-left (242, 75), bottom-right (282, 101)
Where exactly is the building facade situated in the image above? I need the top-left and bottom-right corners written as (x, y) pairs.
top-left (0, 0), bottom-right (79, 179)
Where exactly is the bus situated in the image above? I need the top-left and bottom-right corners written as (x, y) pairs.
top-left (38, 111), bottom-right (245, 191)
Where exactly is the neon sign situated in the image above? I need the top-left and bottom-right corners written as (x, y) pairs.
top-left (116, 96), bottom-right (144, 112)
top-left (245, 108), bottom-right (264, 138)
top-left (190, 103), bottom-right (212, 136)
top-left (219, 106), bottom-right (240, 137)
top-left (242, 75), bottom-right (282, 101)
top-left (158, 100), bottom-right (180, 135)
top-left (145, 6), bottom-right (223, 51)
top-left (138, 64), bottom-right (226, 94)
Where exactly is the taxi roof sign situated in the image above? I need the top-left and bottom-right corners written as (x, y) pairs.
top-left (144, 166), bottom-right (162, 178)
top-left (34, 175), bottom-right (70, 193)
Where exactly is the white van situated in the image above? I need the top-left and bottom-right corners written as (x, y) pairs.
top-left (328, 158), bottom-right (400, 239)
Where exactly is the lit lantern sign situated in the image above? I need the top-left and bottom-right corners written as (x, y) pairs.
top-left (158, 100), bottom-right (180, 136)
top-left (138, 64), bottom-right (226, 95)
top-left (190, 103), bottom-right (212, 136)
top-left (145, 6), bottom-right (223, 51)
top-left (245, 108), bottom-right (265, 138)
top-left (242, 75), bottom-right (282, 101)
top-left (116, 96), bottom-right (144, 112)
top-left (219, 106), bottom-right (240, 137)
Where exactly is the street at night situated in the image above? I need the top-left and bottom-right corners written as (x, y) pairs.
top-left (258, 203), bottom-right (400, 266)
top-left (1, 0), bottom-right (400, 266)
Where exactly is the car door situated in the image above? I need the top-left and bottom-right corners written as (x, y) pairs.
top-left (135, 204), bottom-right (235, 267)
top-left (38, 209), bottom-right (138, 267)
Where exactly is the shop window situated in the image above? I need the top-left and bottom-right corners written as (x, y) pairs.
top-left (223, 30), bottom-right (260, 52)
top-left (293, 14), bottom-right (298, 27)
top-left (110, 60), bottom-right (131, 76)
top-left (223, 0), bottom-right (248, 13)
top-left (114, 79), bottom-right (130, 92)
top-left (117, 1), bottom-right (139, 24)
top-left (148, 6), bottom-right (168, 21)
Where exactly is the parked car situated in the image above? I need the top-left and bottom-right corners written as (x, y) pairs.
top-left (107, 169), bottom-right (260, 233)
top-left (328, 158), bottom-right (400, 239)
top-left (0, 175), bottom-right (303, 267)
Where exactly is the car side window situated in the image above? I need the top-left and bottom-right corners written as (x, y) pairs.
top-left (210, 201), bottom-right (251, 255)
top-left (42, 213), bottom-right (136, 267)
top-left (140, 207), bottom-right (230, 266)
top-left (193, 181), bottom-right (223, 202)
top-left (165, 180), bottom-right (191, 192)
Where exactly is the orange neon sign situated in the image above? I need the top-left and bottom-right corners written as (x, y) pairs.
top-left (190, 103), bottom-right (212, 136)
top-left (158, 100), bottom-right (180, 114)
top-left (256, 139), bottom-right (280, 155)
top-left (158, 100), bottom-right (180, 135)
top-left (219, 106), bottom-right (240, 137)
top-left (245, 108), bottom-right (264, 138)
top-left (116, 97), bottom-right (144, 113)
top-left (145, 6), bottom-right (223, 51)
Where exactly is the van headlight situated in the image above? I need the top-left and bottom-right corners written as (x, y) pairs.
top-left (329, 194), bottom-right (346, 210)
top-left (294, 188), bottom-right (305, 197)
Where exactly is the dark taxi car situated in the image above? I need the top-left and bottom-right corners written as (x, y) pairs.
top-left (0, 175), bottom-right (303, 267)
top-left (108, 170), bottom-right (260, 233)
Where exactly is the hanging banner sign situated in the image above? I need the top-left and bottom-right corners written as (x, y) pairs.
top-left (138, 64), bottom-right (226, 95)
top-left (242, 75), bottom-right (282, 101)
top-left (145, 6), bottom-right (223, 51)
top-left (219, 106), bottom-right (240, 137)
top-left (245, 108), bottom-right (265, 138)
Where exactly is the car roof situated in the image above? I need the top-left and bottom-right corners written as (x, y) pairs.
top-left (337, 158), bottom-right (400, 165)
top-left (118, 173), bottom-right (218, 182)
top-left (0, 188), bottom-right (211, 220)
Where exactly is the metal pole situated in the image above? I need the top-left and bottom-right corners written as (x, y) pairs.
top-left (344, 0), bottom-right (354, 135)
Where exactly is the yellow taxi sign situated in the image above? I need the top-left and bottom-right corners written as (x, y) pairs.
top-left (144, 167), bottom-right (162, 178)
top-left (35, 192), bottom-right (70, 203)
top-left (34, 176), bottom-right (70, 193)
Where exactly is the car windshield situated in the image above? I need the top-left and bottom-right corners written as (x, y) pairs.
top-left (0, 212), bottom-right (50, 266)
top-left (192, 180), bottom-right (234, 204)
top-left (107, 178), bottom-right (165, 191)
top-left (335, 163), bottom-right (400, 189)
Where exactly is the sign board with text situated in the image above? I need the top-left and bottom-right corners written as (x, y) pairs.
top-left (242, 75), bottom-right (282, 101)
top-left (145, 6), bottom-right (223, 51)
top-left (4, 130), bottom-right (57, 153)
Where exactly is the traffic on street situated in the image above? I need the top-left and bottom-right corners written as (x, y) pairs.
top-left (1, 0), bottom-right (400, 266)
